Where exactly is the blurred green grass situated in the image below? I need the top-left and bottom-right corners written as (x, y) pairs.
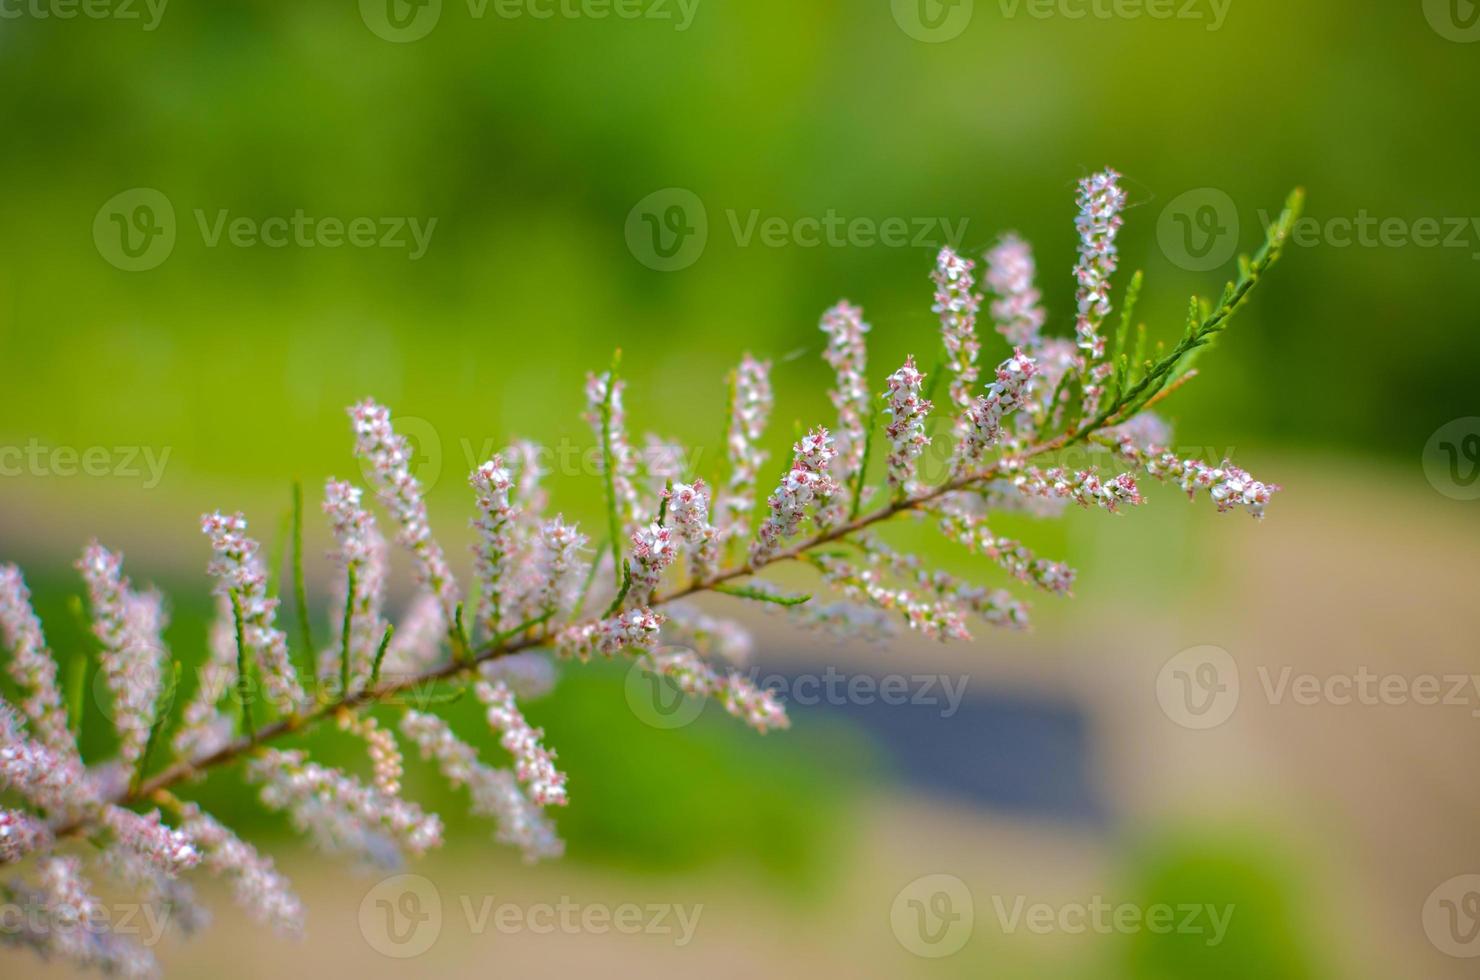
top-left (1, 0), bottom-right (1476, 515)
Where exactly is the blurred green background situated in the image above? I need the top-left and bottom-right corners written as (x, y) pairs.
top-left (3, 1), bottom-right (1479, 977)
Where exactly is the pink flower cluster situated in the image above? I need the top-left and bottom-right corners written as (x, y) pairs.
top-left (476, 680), bottom-right (568, 807)
top-left (641, 648), bottom-right (789, 733)
top-left (400, 710), bottom-right (563, 862)
top-left (935, 501), bottom-right (1077, 596)
top-left (751, 428), bottom-right (838, 563)
top-left (556, 607), bottom-right (664, 661)
top-left (101, 805), bottom-right (200, 877)
top-left (585, 370), bottom-right (642, 536)
top-left (178, 801), bottom-right (302, 936)
top-left (857, 535), bottom-right (1031, 633)
top-left (76, 543), bottom-right (167, 768)
top-left (932, 247), bottom-right (982, 417)
top-left (0, 806), bottom-right (51, 864)
top-left (628, 522), bottom-right (678, 605)
top-left (1072, 168), bottom-right (1126, 360)
top-left (30, 855), bottom-right (157, 977)
top-left (954, 349), bottom-right (1038, 473)
top-left (819, 300), bottom-right (872, 515)
top-left (338, 712), bottom-right (403, 797)
top-left (349, 399), bottom-right (460, 624)
top-left (173, 595), bottom-right (239, 761)
top-left (1, 702), bottom-right (92, 816)
top-left (1013, 467), bottom-right (1144, 513)
top-left (985, 234), bottom-right (1047, 349)
top-left (813, 553), bottom-right (970, 643)
top-left (665, 480), bottom-right (720, 580)
top-left (883, 358), bottom-right (932, 491)
top-left (470, 456), bottom-right (517, 636)
top-left (201, 512), bottom-right (306, 713)
top-left (532, 516), bottom-right (587, 618)
top-left (248, 748), bottom-right (443, 862)
top-left (323, 480), bottom-right (389, 690)
top-left (1113, 438), bottom-right (1281, 518)
top-left (716, 353), bottom-right (773, 542)
top-left (0, 565), bottom-right (75, 758)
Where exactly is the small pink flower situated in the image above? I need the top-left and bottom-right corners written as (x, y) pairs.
top-left (884, 357), bottom-right (932, 492)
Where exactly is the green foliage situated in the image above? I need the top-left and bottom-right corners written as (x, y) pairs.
top-left (1114, 829), bottom-right (1326, 980)
top-left (520, 664), bottom-right (870, 890)
top-left (1081, 190), bottom-right (1304, 439)
top-left (713, 583), bottom-right (811, 606)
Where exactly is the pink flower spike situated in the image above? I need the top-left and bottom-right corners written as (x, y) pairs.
top-left (751, 428), bottom-right (838, 563)
top-left (985, 234), bottom-right (1047, 350)
top-left (348, 399), bottom-right (460, 626)
top-left (1072, 168), bottom-right (1127, 360)
top-left (475, 680), bottom-right (568, 808)
top-left (931, 247), bottom-right (982, 419)
top-left (200, 512), bottom-right (306, 714)
top-left (883, 357), bottom-right (932, 492)
top-left (716, 354), bottom-right (774, 543)
top-left (0, 565), bottom-right (78, 760)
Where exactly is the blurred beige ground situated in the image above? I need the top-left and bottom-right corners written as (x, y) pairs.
top-left (8, 452), bottom-right (1479, 978)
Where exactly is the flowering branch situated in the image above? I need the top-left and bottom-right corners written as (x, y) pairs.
top-left (0, 171), bottom-right (1302, 977)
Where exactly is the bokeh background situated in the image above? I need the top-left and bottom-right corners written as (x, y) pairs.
top-left (3, 0), bottom-right (1479, 976)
